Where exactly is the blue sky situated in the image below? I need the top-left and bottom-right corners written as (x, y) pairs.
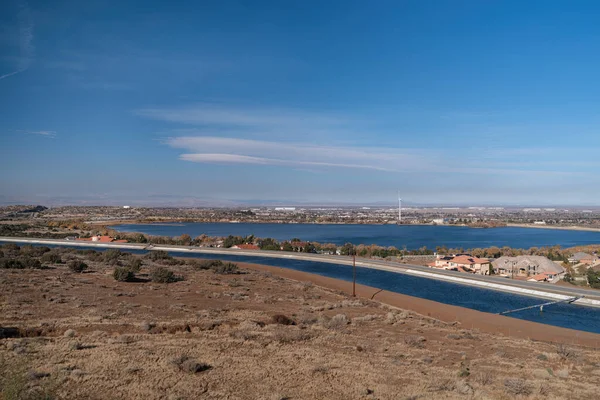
top-left (1, 0), bottom-right (600, 206)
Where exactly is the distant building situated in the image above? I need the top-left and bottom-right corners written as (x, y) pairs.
top-left (123, 205), bottom-right (131, 209)
top-left (274, 207), bottom-right (296, 211)
top-left (492, 256), bottom-right (565, 280)
top-left (568, 252), bottom-right (598, 265)
top-left (231, 244), bottom-right (260, 250)
top-left (430, 254), bottom-right (491, 275)
top-left (76, 235), bottom-right (128, 243)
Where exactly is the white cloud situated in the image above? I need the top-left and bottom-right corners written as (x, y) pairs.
top-left (135, 104), bottom-right (351, 141)
top-left (18, 130), bottom-right (56, 138)
top-left (168, 136), bottom-right (423, 172)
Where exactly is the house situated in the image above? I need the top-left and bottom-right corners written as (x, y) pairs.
top-left (492, 256), bottom-right (565, 279)
top-left (231, 244), bottom-right (260, 250)
top-left (76, 235), bottom-right (128, 243)
top-left (568, 252), bottom-right (598, 265)
top-left (430, 254), bottom-right (491, 275)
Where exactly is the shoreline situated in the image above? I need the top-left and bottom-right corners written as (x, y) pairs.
top-left (239, 262), bottom-right (600, 347)
top-left (106, 220), bottom-right (600, 232)
top-left (506, 223), bottom-right (600, 232)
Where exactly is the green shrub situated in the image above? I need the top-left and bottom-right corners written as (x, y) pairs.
top-left (18, 256), bottom-right (42, 269)
top-left (190, 259), bottom-right (222, 270)
top-left (213, 262), bottom-right (239, 275)
top-left (19, 245), bottom-right (51, 257)
top-left (103, 249), bottom-right (123, 265)
top-left (145, 250), bottom-right (171, 261)
top-left (77, 249), bottom-right (103, 262)
top-left (68, 260), bottom-right (88, 273)
top-left (41, 251), bottom-right (62, 264)
top-left (127, 257), bottom-right (143, 272)
top-left (2, 243), bottom-right (20, 252)
top-left (0, 258), bottom-right (24, 269)
top-left (113, 267), bottom-right (135, 282)
top-left (150, 267), bottom-right (178, 283)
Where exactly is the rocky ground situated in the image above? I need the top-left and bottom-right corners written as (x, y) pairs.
top-left (1, 247), bottom-right (600, 399)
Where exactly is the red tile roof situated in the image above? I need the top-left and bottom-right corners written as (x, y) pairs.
top-left (234, 244), bottom-right (259, 250)
top-left (450, 255), bottom-right (490, 265)
top-left (75, 235), bottom-right (127, 243)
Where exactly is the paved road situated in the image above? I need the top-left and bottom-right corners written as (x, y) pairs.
top-left (2, 236), bottom-right (600, 301)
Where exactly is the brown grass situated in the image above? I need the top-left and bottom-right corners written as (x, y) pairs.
top-left (1, 258), bottom-right (600, 399)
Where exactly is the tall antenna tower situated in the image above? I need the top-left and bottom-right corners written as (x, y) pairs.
top-left (398, 191), bottom-right (402, 224)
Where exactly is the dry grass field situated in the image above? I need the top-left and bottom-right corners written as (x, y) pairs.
top-left (1, 247), bottom-right (600, 399)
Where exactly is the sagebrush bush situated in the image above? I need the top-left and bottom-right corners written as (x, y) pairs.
top-left (103, 249), bottom-right (123, 265)
top-left (127, 257), bottom-right (142, 272)
top-left (0, 258), bottom-right (24, 269)
top-left (20, 245), bottom-right (50, 257)
top-left (2, 243), bottom-right (20, 254)
top-left (151, 267), bottom-right (178, 283)
top-left (145, 250), bottom-right (171, 261)
top-left (113, 266), bottom-right (135, 282)
top-left (327, 314), bottom-right (349, 329)
top-left (404, 335), bottom-right (426, 348)
top-left (41, 251), bottom-right (62, 264)
top-left (272, 314), bottom-right (296, 325)
top-left (68, 260), bottom-right (88, 273)
top-left (77, 249), bottom-right (103, 262)
top-left (504, 378), bottom-right (532, 396)
top-left (190, 259), bottom-right (222, 270)
top-left (213, 262), bottom-right (239, 275)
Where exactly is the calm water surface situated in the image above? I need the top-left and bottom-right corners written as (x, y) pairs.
top-left (114, 223), bottom-right (600, 250)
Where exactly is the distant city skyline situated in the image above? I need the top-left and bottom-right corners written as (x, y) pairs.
top-left (2, 1), bottom-right (600, 205)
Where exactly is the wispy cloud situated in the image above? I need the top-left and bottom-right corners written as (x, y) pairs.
top-left (165, 136), bottom-right (577, 178)
top-left (0, 0), bottom-right (34, 81)
top-left (135, 104), bottom-right (354, 142)
top-left (139, 104), bottom-right (588, 179)
top-left (18, 130), bottom-right (56, 138)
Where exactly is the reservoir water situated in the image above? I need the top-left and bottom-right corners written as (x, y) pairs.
top-left (113, 223), bottom-right (600, 250)
top-left (3, 240), bottom-right (600, 335)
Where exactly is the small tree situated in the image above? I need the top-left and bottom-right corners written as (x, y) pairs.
top-left (340, 243), bottom-right (355, 256)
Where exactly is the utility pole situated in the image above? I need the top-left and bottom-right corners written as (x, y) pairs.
top-left (398, 191), bottom-right (402, 224)
top-left (352, 253), bottom-right (356, 297)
